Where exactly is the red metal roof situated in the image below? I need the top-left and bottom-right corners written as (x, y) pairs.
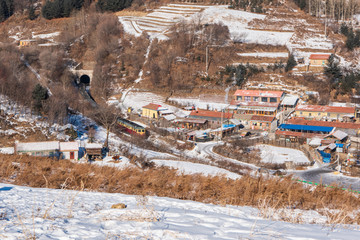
top-left (230, 100), bottom-right (279, 108)
top-left (309, 54), bottom-right (331, 60)
top-left (234, 90), bottom-right (284, 98)
top-left (142, 103), bottom-right (162, 111)
top-left (295, 105), bottom-right (355, 114)
top-left (250, 115), bottom-right (275, 122)
top-left (189, 110), bottom-right (233, 119)
top-left (287, 118), bottom-right (360, 129)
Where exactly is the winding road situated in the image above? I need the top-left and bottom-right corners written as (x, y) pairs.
top-left (196, 142), bottom-right (259, 170)
top-left (295, 166), bottom-right (360, 191)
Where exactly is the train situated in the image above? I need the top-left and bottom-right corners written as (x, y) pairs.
top-left (116, 118), bottom-right (148, 137)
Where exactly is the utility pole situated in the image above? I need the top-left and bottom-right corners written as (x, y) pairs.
top-left (220, 109), bottom-right (223, 141)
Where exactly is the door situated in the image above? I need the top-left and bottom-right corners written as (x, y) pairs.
top-left (70, 151), bottom-right (74, 159)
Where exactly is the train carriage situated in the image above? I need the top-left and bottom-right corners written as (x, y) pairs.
top-left (116, 118), bottom-right (147, 137)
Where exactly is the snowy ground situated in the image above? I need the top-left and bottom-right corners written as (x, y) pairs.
top-left (152, 159), bottom-right (241, 179)
top-left (258, 144), bottom-right (310, 165)
top-left (1, 183), bottom-right (360, 239)
top-left (237, 52), bottom-right (289, 58)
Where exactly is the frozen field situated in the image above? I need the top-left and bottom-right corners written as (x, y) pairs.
top-left (258, 144), bottom-right (310, 164)
top-left (1, 183), bottom-right (360, 239)
top-left (152, 159), bottom-right (241, 180)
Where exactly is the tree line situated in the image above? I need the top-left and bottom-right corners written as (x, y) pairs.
top-left (293, 0), bottom-right (358, 21)
top-left (41, 0), bottom-right (133, 20)
top-left (229, 0), bottom-right (279, 13)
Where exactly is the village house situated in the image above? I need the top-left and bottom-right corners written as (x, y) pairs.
top-left (249, 115), bottom-right (277, 131)
top-left (188, 109), bottom-right (233, 127)
top-left (309, 53), bottom-right (331, 67)
top-left (233, 90), bottom-right (285, 103)
top-left (14, 141), bottom-right (79, 160)
top-left (294, 105), bottom-right (355, 121)
top-left (173, 119), bottom-right (208, 129)
top-left (287, 118), bottom-right (360, 136)
top-left (142, 103), bottom-right (162, 118)
top-left (275, 124), bottom-right (334, 143)
top-left (230, 90), bottom-right (284, 116)
top-left (280, 95), bottom-right (299, 111)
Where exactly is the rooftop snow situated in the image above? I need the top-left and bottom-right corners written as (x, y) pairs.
top-left (16, 141), bottom-right (59, 152)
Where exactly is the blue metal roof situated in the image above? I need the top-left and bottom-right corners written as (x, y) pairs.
top-left (278, 124), bottom-right (334, 133)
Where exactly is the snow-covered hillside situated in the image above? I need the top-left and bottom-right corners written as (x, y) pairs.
top-left (1, 183), bottom-right (360, 239)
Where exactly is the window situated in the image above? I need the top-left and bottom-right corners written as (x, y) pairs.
top-left (244, 96), bottom-right (251, 101)
top-left (253, 97), bottom-right (259, 102)
top-left (237, 96), bottom-right (242, 101)
top-left (270, 97), bottom-right (277, 103)
top-left (261, 97), bottom-right (268, 102)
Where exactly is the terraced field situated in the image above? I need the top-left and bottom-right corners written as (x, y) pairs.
top-left (119, 4), bottom-right (210, 38)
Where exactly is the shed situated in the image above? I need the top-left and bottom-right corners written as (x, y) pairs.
top-left (59, 142), bottom-right (79, 160)
top-left (85, 143), bottom-right (103, 160)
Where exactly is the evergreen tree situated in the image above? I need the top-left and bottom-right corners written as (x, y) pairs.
top-left (324, 54), bottom-right (342, 85)
top-left (0, 0), bottom-right (12, 22)
top-left (96, 0), bottom-right (132, 12)
top-left (285, 54), bottom-right (297, 72)
top-left (28, 5), bottom-right (36, 20)
top-left (346, 30), bottom-right (356, 50)
top-left (340, 23), bottom-right (349, 36)
top-left (32, 84), bottom-right (48, 113)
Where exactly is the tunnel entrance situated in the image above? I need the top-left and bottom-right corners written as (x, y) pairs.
top-left (79, 74), bottom-right (90, 86)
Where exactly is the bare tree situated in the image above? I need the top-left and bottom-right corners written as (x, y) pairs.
top-left (92, 104), bottom-right (121, 149)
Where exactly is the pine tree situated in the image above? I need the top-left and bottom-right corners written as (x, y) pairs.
top-left (285, 54), bottom-right (297, 72)
top-left (28, 5), bottom-right (36, 20)
top-left (324, 54), bottom-right (342, 85)
top-left (32, 84), bottom-right (48, 113)
top-left (0, 0), bottom-right (9, 22)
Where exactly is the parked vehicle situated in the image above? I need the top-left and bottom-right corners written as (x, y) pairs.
top-left (116, 118), bottom-right (148, 137)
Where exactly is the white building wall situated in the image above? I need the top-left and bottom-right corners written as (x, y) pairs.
top-left (62, 151), bottom-right (78, 160)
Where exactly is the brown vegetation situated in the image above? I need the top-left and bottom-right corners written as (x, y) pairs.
top-left (1, 153), bottom-right (360, 224)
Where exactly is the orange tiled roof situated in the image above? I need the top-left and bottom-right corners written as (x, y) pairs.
top-left (142, 103), bottom-right (162, 111)
top-left (233, 90), bottom-right (284, 98)
top-left (295, 105), bottom-right (355, 114)
top-left (189, 110), bottom-right (233, 119)
top-left (309, 54), bottom-right (331, 60)
top-left (250, 115), bottom-right (275, 122)
top-left (287, 118), bottom-right (360, 129)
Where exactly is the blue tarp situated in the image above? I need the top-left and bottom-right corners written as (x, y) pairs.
top-left (318, 150), bottom-right (331, 163)
top-left (222, 124), bottom-right (236, 129)
top-left (278, 124), bottom-right (334, 133)
top-left (335, 143), bottom-right (344, 148)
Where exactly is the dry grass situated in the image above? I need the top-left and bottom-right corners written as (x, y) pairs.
top-left (1, 153), bottom-right (360, 224)
top-left (115, 11), bottom-right (148, 17)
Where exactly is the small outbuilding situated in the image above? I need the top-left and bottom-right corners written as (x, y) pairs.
top-left (59, 142), bottom-right (79, 160)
